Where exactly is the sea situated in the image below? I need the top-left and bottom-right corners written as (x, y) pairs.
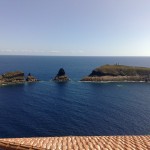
top-left (0, 56), bottom-right (150, 138)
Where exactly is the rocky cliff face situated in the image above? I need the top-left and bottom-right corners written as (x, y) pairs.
top-left (53, 68), bottom-right (69, 82)
top-left (81, 65), bottom-right (150, 82)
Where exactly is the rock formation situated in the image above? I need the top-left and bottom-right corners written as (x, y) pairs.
top-left (0, 71), bottom-right (25, 85)
top-left (26, 73), bottom-right (38, 82)
top-left (53, 68), bottom-right (69, 82)
top-left (81, 64), bottom-right (150, 82)
top-left (0, 71), bottom-right (38, 85)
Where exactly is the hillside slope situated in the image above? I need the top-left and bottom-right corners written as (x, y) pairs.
top-left (81, 65), bottom-right (150, 82)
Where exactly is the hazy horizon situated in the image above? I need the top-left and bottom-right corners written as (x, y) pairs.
top-left (0, 0), bottom-right (150, 56)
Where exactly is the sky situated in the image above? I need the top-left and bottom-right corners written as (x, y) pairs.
top-left (0, 0), bottom-right (150, 56)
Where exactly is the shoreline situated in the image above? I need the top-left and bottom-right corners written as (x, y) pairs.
top-left (0, 80), bottom-right (149, 87)
top-left (0, 81), bottom-right (39, 86)
top-left (79, 80), bottom-right (148, 83)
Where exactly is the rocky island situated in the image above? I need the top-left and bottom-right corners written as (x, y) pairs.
top-left (26, 73), bottom-right (38, 82)
top-left (0, 71), bottom-right (38, 85)
top-left (53, 68), bottom-right (69, 82)
top-left (81, 64), bottom-right (150, 82)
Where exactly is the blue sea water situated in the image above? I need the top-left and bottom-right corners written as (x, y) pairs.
top-left (0, 56), bottom-right (150, 138)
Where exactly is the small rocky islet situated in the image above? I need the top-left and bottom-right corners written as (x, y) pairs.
top-left (81, 64), bottom-right (150, 82)
top-left (53, 68), bottom-right (69, 82)
top-left (26, 73), bottom-right (39, 82)
top-left (0, 71), bottom-right (38, 85)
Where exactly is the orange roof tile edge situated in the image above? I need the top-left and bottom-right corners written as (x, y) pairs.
top-left (0, 135), bottom-right (149, 150)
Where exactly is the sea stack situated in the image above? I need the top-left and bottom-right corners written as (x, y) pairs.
top-left (81, 64), bottom-right (150, 82)
top-left (26, 73), bottom-right (38, 82)
top-left (53, 68), bottom-right (69, 82)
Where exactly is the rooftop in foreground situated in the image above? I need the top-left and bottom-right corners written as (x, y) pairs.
top-left (0, 135), bottom-right (149, 150)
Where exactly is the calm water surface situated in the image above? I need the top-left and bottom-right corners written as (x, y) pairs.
top-left (0, 56), bottom-right (150, 137)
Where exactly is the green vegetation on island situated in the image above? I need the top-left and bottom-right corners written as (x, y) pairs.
top-left (81, 64), bottom-right (150, 82)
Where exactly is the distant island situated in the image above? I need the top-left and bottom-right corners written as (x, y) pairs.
top-left (81, 64), bottom-right (150, 82)
top-left (1, 65), bottom-right (150, 85)
top-left (53, 68), bottom-right (69, 82)
top-left (0, 71), bottom-right (38, 85)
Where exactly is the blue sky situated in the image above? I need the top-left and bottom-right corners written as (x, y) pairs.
top-left (0, 0), bottom-right (150, 56)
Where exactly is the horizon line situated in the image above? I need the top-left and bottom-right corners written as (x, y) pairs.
top-left (0, 54), bottom-right (150, 57)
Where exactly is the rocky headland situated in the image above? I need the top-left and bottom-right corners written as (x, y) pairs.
top-left (0, 71), bottom-right (38, 85)
top-left (53, 68), bottom-right (69, 82)
top-left (81, 64), bottom-right (150, 82)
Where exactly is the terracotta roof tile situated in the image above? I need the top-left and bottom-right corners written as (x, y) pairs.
top-left (0, 135), bottom-right (149, 150)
